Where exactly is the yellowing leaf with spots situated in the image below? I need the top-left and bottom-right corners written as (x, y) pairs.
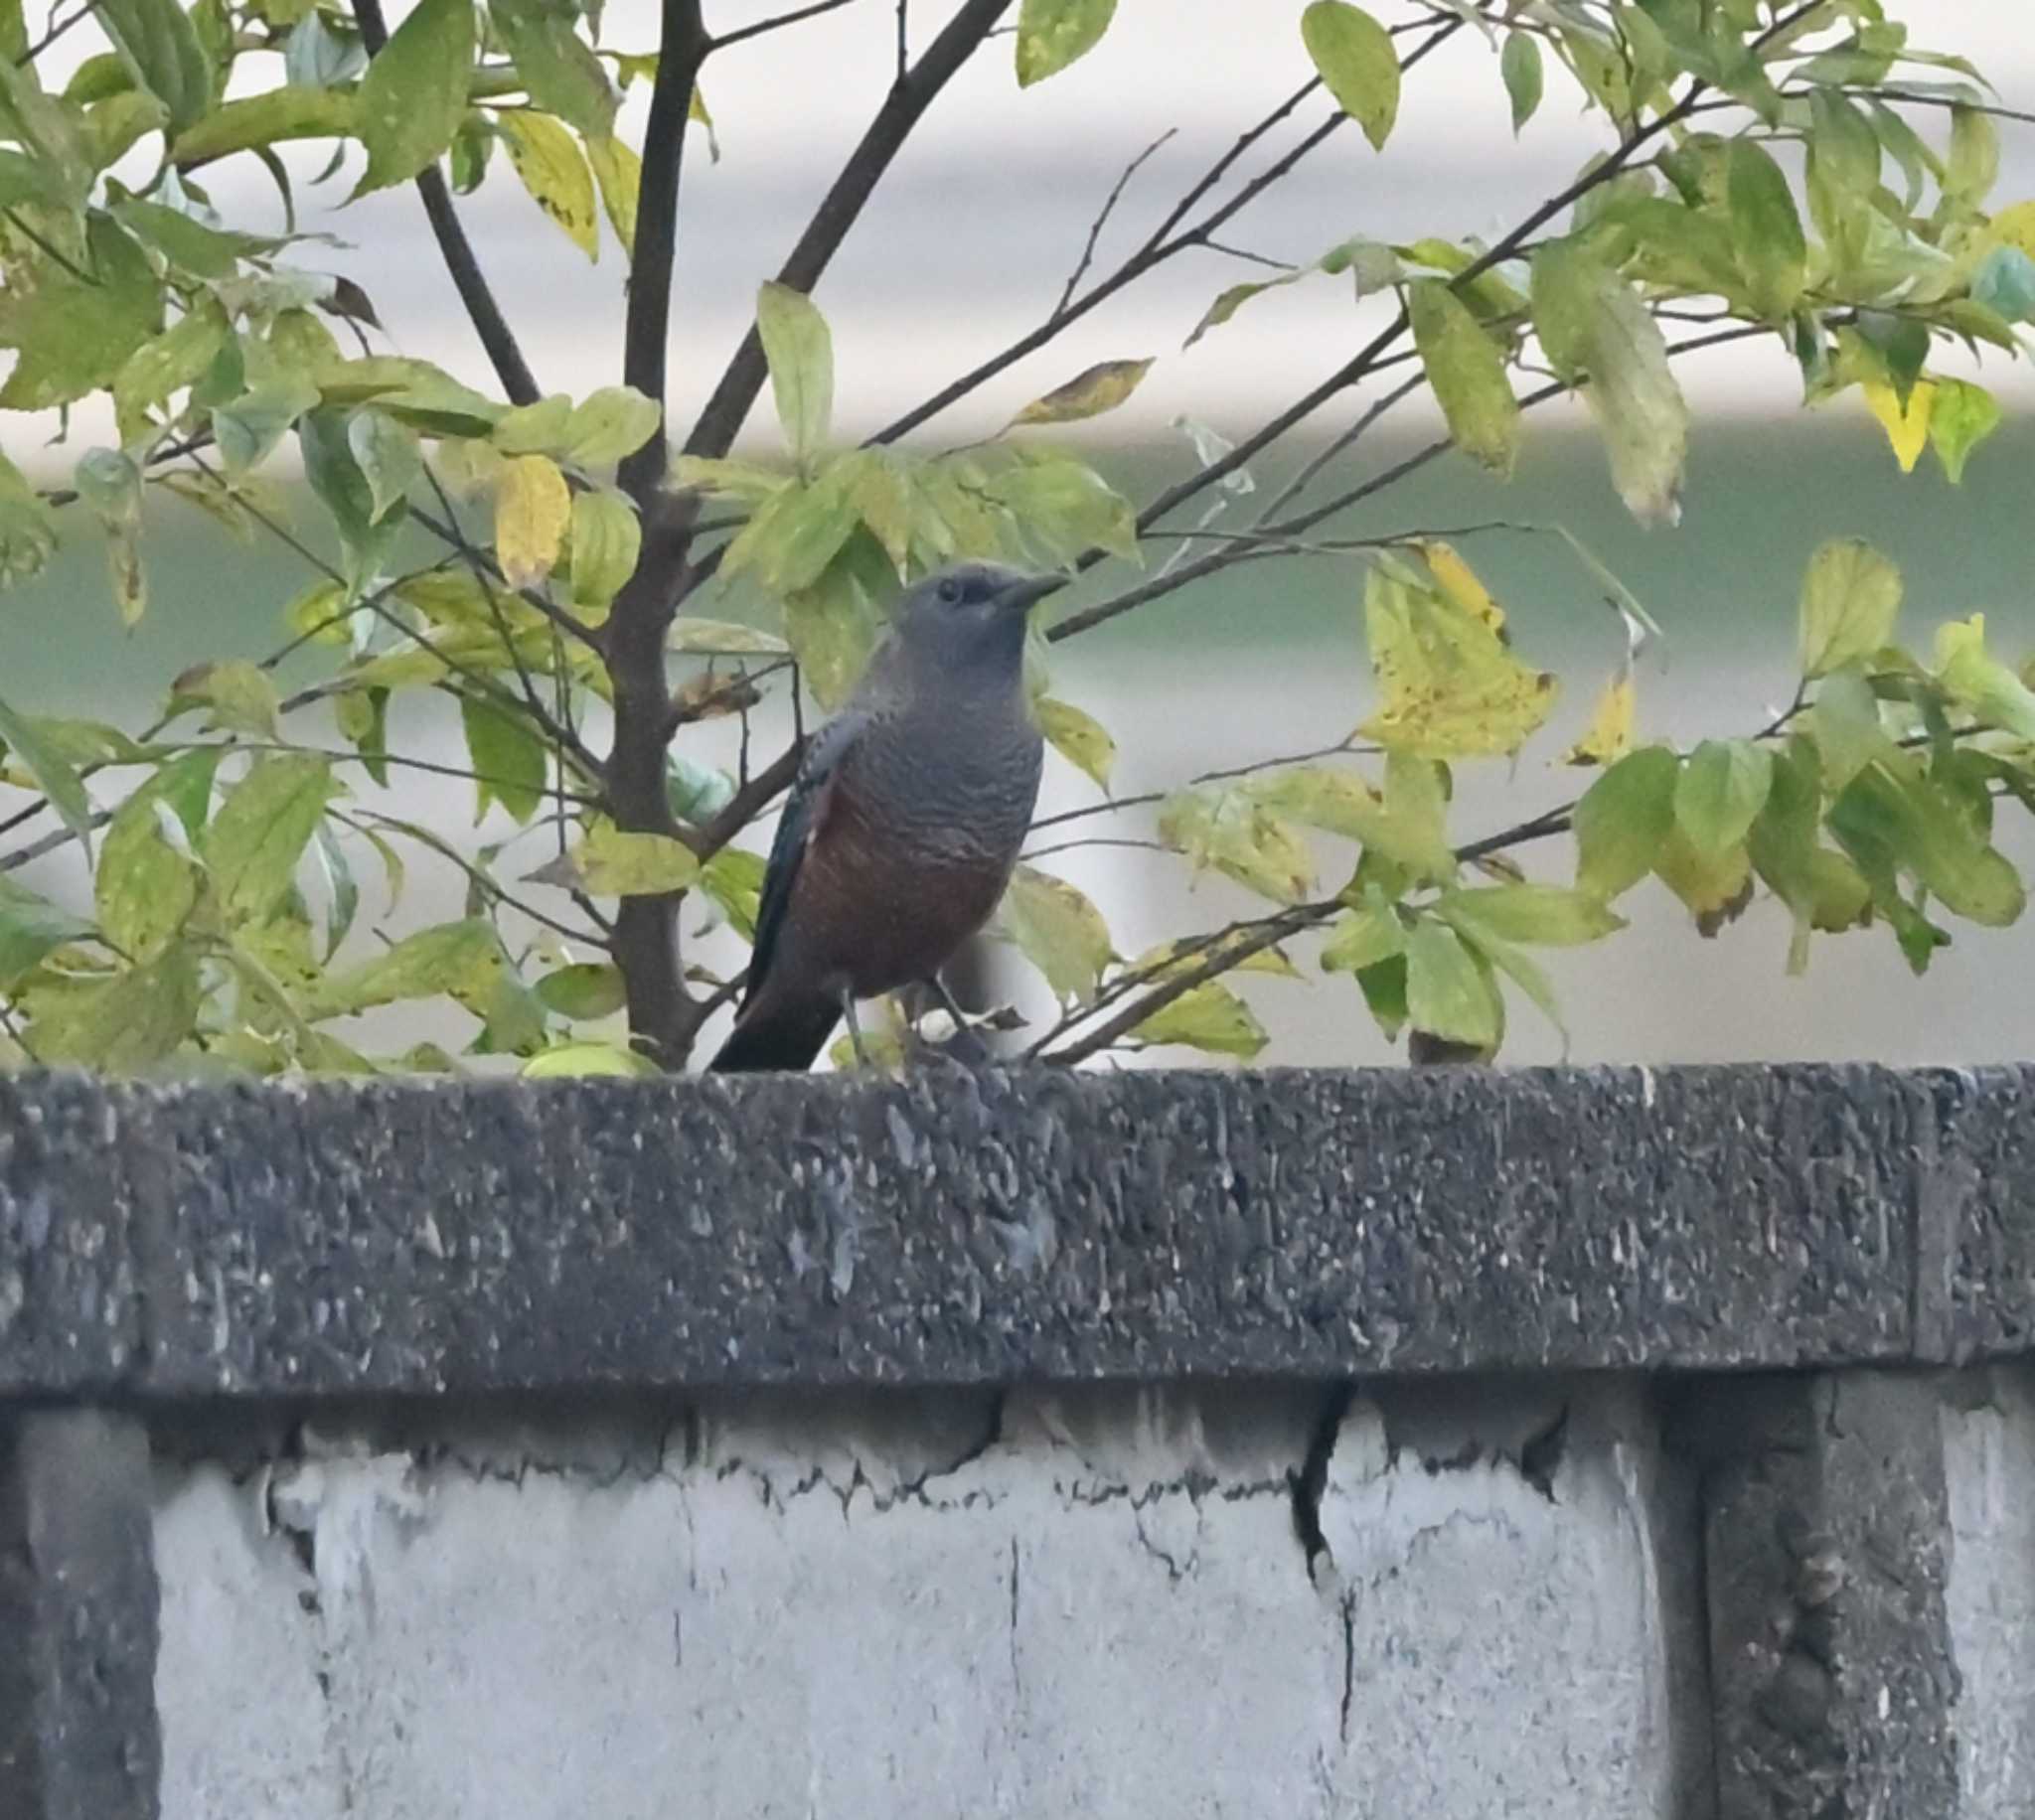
top-left (496, 454), bottom-right (572, 586)
top-left (1012, 357), bottom-right (1153, 426)
top-left (585, 132), bottom-right (641, 257)
top-left (1158, 784), bottom-right (1316, 905)
top-left (1356, 569), bottom-right (1557, 758)
top-left (1863, 379), bottom-right (1934, 473)
top-left (1034, 695), bottom-right (1116, 790)
top-left (1415, 539), bottom-right (1504, 634)
top-left (500, 111), bottom-right (599, 261)
top-left (1562, 671), bottom-right (1635, 766)
top-left (524, 822), bottom-right (700, 896)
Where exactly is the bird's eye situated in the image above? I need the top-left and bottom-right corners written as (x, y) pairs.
top-left (937, 577), bottom-right (963, 606)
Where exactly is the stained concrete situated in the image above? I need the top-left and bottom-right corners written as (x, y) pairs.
top-left (151, 1381), bottom-right (1703, 1820)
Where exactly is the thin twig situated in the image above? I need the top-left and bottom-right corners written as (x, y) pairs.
top-left (1052, 126), bottom-right (1178, 321)
top-left (15, 0), bottom-right (95, 65)
top-left (683, 0), bottom-right (1013, 459)
top-left (350, 0), bottom-right (540, 404)
top-left (710, 0), bottom-right (859, 52)
top-left (403, 499), bottom-right (606, 653)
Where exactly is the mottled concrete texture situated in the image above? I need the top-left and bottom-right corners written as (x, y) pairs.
top-left (5, 1062), bottom-right (2032, 1395)
top-left (0, 1410), bottom-right (161, 1820)
top-left (151, 1381), bottom-right (1703, 1820)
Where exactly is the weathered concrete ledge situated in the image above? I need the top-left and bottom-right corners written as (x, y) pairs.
top-left (2, 1062), bottom-right (2030, 1399)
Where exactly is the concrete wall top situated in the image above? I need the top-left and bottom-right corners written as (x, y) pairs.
top-left (1, 1062), bottom-right (2030, 1400)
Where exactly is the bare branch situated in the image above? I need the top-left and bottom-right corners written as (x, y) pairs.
top-left (710, 0), bottom-right (859, 52)
top-left (349, 0), bottom-right (540, 405)
top-left (15, 0), bottom-right (96, 67)
top-left (683, 0), bottom-right (1014, 460)
top-left (1052, 126), bottom-right (1177, 321)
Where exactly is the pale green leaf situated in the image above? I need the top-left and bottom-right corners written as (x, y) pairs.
top-left (1728, 138), bottom-right (1807, 321)
top-left (1436, 882), bottom-right (1625, 947)
top-left (563, 384), bottom-right (661, 466)
top-left (353, 0), bottom-right (472, 196)
top-left (1129, 980), bottom-right (1267, 1059)
top-left (1300, 1), bottom-right (1399, 150)
top-left (1408, 279), bottom-right (1516, 475)
top-left (1500, 30), bottom-right (1541, 134)
top-left (525, 822), bottom-right (700, 896)
top-left (756, 281), bottom-right (833, 468)
top-left (1404, 918), bottom-right (1501, 1049)
top-left (1798, 537), bottom-right (1901, 679)
top-left (1015, 0), bottom-right (1117, 87)
top-left (492, 0), bottom-right (616, 136)
top-left (568, 487), bottom-right (640, 613)
top-left (1674, 739), bottom-right (1774, 856)
top-left (201, 754), bottom-right (335, 926)
top-left (522, 1039), bottom-right (656, 1078)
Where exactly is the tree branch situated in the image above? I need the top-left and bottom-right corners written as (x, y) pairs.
top-left (349, 0), bottom-right (540, 405)
top-left (1052, 126), bottom-right (1176, 320)
top-left (709, 0), bottom-right (859, 52)
top-left (682, 0), bottom-right (1015, 460)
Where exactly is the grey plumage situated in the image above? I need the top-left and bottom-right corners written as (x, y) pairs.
top-left (708, 559), bottom-right (1052, 1073)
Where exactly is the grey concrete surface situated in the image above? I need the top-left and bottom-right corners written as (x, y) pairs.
top-left (8, 1063), bottom-right (2035, 1398)
top-left (0, 1411), bottom-right (161, 1820)
top-left (151, 1382), bottom-right (1700, 1820)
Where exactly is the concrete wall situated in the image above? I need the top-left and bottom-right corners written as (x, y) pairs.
top-left (7, 1067), bottom-right (2035, 1819)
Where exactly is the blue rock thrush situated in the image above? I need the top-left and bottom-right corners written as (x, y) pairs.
top-left (708, 559), bottom-right (1057, 1072)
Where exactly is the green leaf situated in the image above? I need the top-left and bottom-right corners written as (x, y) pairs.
top-left (1530, 240), bottom-right (1687, 525)
top-left (307, 916), bottom-right (504, 1016)
top-left (1831, 757), bottom-right (2024, 929)
top-left (492, 391), bottom-right (573, 455)
top-left (985, 451), bottom-right (1139, 563)
top-left (1500, 30), bottom-right (1542, 134)
top-left (201, 754), bottom-right (335, 926)
top-left (1727, 139), bottom-right (1807, 321)
top-left (460, 696), bottom-right (547, 824)
top-left (1300, 1), bottom-right (1399, 151)
top-left (1674, 739), bottom-right (1773, 856)
top-left (491, 0), bottom-right (616, 136)
top-left (1011, 357), bottom-right (1154, 426)
top-left (1014, 0), bottom-right (1117, 87)
top-left (171, 82), bottom-right (353, 168)
top-left (499, 109), bottom-right (598, 258)
top-left (1404, 918), bottom-right (1501, 1049)
top-left (73, 446), bottom-right (147, 628)
top-left (1320, 895), bottom-right (1405, 974)
top-left (170, 658), bottom-right (280, 737)
top-left (526, 822), bottom-right (699, 896)
top-left (98, 787), bottom-right (200, 962)
top-left (1798, 537), bottom-right (1901, 679)
top-left (1129, 980), bottom-right (1267, 1059)
top-left (346, 407), bottom-right (421, 521)
top-left (111, 197), bottom-right (261, 279)
top-left (1159, 785), bottom-right (1315, 905)
top-left (30, 946), bottom-right (201, 1071)
top-left (700, 844), bottom-right (765, 938)
top-left (1407, 279), bottom-right (1516, 475)
top-left (0, 877), bottom-right (94, 989)
top-left (1435, 883), bottom-right (1625, 947)
top-left (1935, 615), bottom-right (2035, 741)
top-left (782, 535), bottom-right (883, 711)
top-left (0, 453), bottom-right (59, 589)
top-left (95, 0), bottom-right (215, 139)
top-left (1947, 104), bottom-right (1999, 205)
top-left (1574, 744), bottom-right (1678, 900)
top-left (1810, 669), bottom-right (1886, 791)
top-left (1247, 762), bottom-right (1454, 883)
top-left (562, 384), bottom-right (661, 466)
top-left (996, 863), bottom-right (1112, 1003)
top-left (1033, 696), bottom-right (1115, 790)
top-left (0, 216), bottom-right (161, 411)
top-left (299, 407), bottom-right (398, 590)
top-left (213, 376), bottom-right (322, 474)
top-left (353, 0), bottom-right (471, 195)
top-left (522, 1039), bottom-right (656, 1078)
top-left (1926, 378), bottom-right (2003, 484)
top-left (755, 281), bottom-right (833, 468)
top-left (0, 690), bottom-right (95, 859)
top-left (568, 487), bottom-right (639, 613)
top-left (534, 961), bottom-right (625, 1019)
top-left (113, 296), bottom-right (231, 431)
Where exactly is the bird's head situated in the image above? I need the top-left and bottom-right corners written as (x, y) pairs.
top-left (893, 560), bottom-right (1061, 677)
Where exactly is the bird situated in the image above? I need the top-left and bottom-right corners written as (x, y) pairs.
top-left (707, 558), bottom-right (1057, 1073)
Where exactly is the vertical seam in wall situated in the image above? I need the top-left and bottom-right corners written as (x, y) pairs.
top-left (1909, 1073), bottom-right (1961, 1370)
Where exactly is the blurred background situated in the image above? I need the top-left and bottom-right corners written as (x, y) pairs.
top-left (3, 0), bottom-right (2033, 1068)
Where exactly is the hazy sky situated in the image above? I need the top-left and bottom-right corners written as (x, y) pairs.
top-left (6, 1), bottom-right (2032, 462)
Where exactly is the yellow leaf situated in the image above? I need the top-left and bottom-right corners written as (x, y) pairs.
top-left (1012, 357), bottom-right (1154, 426)
top-left (1159, 785), bottom-right (1316, 904)
top-left (495, 453), bottom-right (572, 586)
top-left (1561, 672), bottom-right (1635, 766)
top-left (1979, 198), bottom-right (2035, 259)
top-left (1356, 569), bottom-right (1558, 758)
top-left (1415, 539), bottom-right (1504, 634)
top-left (584, 131), bottom-right (640, 256)
top-left (1034, 695), bottom-right (1115, 790)
top-left (524, 822), bottom-right (699, 896)
top-left (500, 111), bottom-right (599, 261)
top-left (1862, 379), bottom-right (1935, 473)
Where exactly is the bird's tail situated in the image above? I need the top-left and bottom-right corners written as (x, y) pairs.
top-left (707, 991), bottom-right (842, 1073)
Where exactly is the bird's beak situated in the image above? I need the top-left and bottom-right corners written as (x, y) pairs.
top-left (995, 571), bottom-right (1067, 615)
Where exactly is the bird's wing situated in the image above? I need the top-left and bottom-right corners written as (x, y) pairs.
top-left (740, 709), bottom-right (869, 1008)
